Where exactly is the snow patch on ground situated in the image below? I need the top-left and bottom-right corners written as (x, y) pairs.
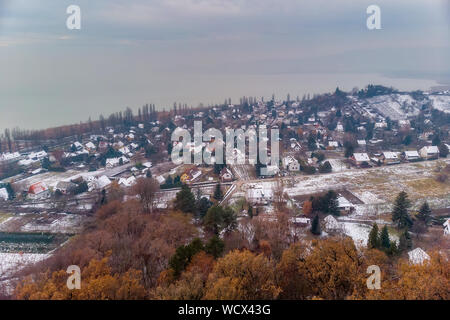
top-left (0, 253), bottom-right (49, 279)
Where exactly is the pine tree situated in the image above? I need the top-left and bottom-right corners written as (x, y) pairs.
top-left (368, 223), bottom-right (380, 249)
top-left (213, 183), bottom-right (223, 201)
top-left (417, 201), bottom-right (432, 226)
top-left (205, 236), bottom-right (225, 258)
top-left (399, 230), bottom-right (412, 252)
top-left (392, 191), bottom-right (413, 229)
top-left (174, 184), bottom-right (196, 213)
top-left (248, 205), bottom-right (253, 219)
top-left (380, 226), bottom-right (390, 250)
top-left (311, 215), bottom-right (321, 235)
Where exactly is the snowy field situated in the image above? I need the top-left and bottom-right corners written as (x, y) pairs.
top-left (0, 213), bottom-right (84, 234)
top-left (236, 159), bottom-right (450, 217)
top-left (0, 252), bottom-right (49, 279)
top-left (367, 94), bottom-right (421, 120)
top-left (429, 95), bottom-right (450, 114)
top-left (11, 169), bottom-right (106, 192)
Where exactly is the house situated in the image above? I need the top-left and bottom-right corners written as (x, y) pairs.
top-left (156, 175), bottom-right (166, 185)
top-left (0, 188), bottom-right (9, 201)
top-left (118, 176), bottom-right (136, 187)
top-left (323, 215), bottom-right (340, 231)
top-left (282, 156), bottom-right (300, 171)
top-left (382, 152), bottom-right (400, 165)
top-left (181, 168), bottom-right (202, 184)
top-left (403, 150), bottom-right (420, 162)
top-left (85, 141), bottom-right (96, 151)
top-left (444, 219), bottom-right (450, 236)
top-left (94, 175), bottom-right (111, 190)
top-left (246, 186), bottom-right (273, 205)
top-left (220, 167), bottom-right (234, 182)
top-left (290, 217), bottom-right (310, 227)
top-left (419, 146), bottom-right (439, 160)
top-left (55, 181), bottom-right (77, 195)
top-left (337, 196), bottom-right (354, 214)
top-left (290, 141), bottom-right (302, 152)
top-left (357, 140), bottom-right (367, 147)
top-left (0, 152), bottom-right (20, 162)
top-left (408, 248), bottom-right (430, 265)
top-left (351, 153), bottom-right (370, 167)
top-left (72, 141), bottom-right (83, 151)
top-left (28, 182), bottom-right (50, 199)
top-left (328, 141), bottom-right (339, 149)
top-left (106, 156), bottom-right (129, 168)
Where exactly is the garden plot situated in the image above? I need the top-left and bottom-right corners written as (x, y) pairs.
top-left (271, 158), bottom-right (450, 216)
top-left (0, 213), bottom-right (84, 234)
top-left (0, 232), bottom-right (68, 253)
top-left (0, 252), bottom-right (49, 279)
top-left (366, 94), bottom-right (420, 120)
top-left (12, 169), bottom-right (105, 192)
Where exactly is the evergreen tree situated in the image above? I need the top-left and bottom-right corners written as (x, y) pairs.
top-left (380, 226), bottom-right (391, 250)
top-left (213, 183), bottom-right (223, 201)
top-left (169, 238), bottom-right (204, 277)
top-left (204, 236), bottom-right (225, 258)
top-left (399, 230), bottom-right (412, 252)
top-left (438, 143), bottom-right (449, 157)
top-left (367, 223), bottom-right (380, 249)
top-left (392, 191), bottom-right (413, 229)
top-left (248, 205), bottom-right (253, 219)
top-left (196, 197), bottom-right (213, 218)
top-left (311, 215), bottom-right (321, 235)
top-left (417, 201), bottom-right (432, 226)
top-left (203, 206), bottom-right (237, 235)
top-left (174, 184), bottom-right (196, 213)
top-left (323, 190), bottom-right (339, 216)
top-left (387, 241), bottom-right (399, 256)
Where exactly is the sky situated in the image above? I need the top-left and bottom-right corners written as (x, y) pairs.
top-left (0, 0), bottom-right (449, 130)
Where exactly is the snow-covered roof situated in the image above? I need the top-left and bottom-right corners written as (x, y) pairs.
top-left (156, 175), bottom-right (166, 184)
top-left (328, 141), bottom-right (339, 147)
top-left (323, 215), bottom-right (340, 230)
top-left (96, 175), bottom-right (111, 189)
top-left (404, 150), bottom-right (419, 158)
top-left (118, 176), bottom-right (136, 187)
top-left (142, 162), bottom-right (152, 168)
top-left (353, 153), bottom-right (370, 162)
top-left (408, 248), bottom-right (430, 265)
top-left (337, 196), bottom-right (353, 208)
top-left (420, 146), bottom-right (439, 154)
top-left (0, 188), bottom-right (9, 200)
top-left (0, 152), bottom-right (20, 161)
top-left (383, 152), bottom-right (399, 160)
top-left (290, 217), bottom-right (310, 224)
top-left (85, 142), bottom-right (96, 150)
top-left (357, 140), bottom-right (366, 145)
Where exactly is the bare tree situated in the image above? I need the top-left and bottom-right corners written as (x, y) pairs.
top-left (131, 177), bottom-right (160, 213)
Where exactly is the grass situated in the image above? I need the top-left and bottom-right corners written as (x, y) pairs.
top-left (0, 213), bottom-right (12, 224)
top-left (406, 178), bottom-right (450, 197)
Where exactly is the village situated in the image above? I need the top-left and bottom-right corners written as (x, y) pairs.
top-left (0, 85), bottom-right (449, 282)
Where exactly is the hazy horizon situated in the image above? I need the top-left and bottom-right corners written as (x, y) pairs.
top-left (1, 0), bottom-right (449, 131)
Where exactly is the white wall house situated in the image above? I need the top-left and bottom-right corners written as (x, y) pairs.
top-left (419, 146), bottom-right (439, 160)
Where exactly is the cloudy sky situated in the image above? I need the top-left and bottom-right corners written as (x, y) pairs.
top-left (0, 0), bottom-right (449, 130)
